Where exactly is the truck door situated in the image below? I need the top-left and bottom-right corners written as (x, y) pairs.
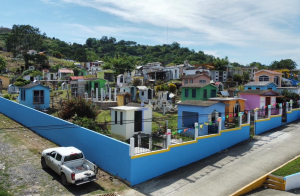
top-left (52, 153), bottom-right (62, 174)
top-left (47, 151), bottom-right (57, 171)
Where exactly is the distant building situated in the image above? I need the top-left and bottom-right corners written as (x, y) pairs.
top-left (110, 103), bottom-right (153, 140)
top-left (58, 69), bottom-right (74, 80)
top-left (18, 84), bottom-right (50, 109)
top-left (181, 83), bottom-right (217, 101)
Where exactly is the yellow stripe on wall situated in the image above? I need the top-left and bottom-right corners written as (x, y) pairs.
top-left (131, 124), bottom-right (250, 159)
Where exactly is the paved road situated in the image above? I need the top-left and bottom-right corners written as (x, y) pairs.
top-left (123, 120), bottom-right (300, 196)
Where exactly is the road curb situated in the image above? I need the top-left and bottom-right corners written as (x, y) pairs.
top-left (230, 154), bottom-right (300, 196)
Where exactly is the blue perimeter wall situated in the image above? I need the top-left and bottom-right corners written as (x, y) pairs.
top-left (287, 109), bottom-right (300, 123)
top-left (255, 115), bottom-right (282, 135)
top-left (0, 97), bottom-right (132, 183)
top-left (130, 125), bottom-right (250, 185)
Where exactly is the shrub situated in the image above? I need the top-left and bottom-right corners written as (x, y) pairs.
top-left (168, 83), bottom-right (177, 93)
top-left (58, 97), bottom-right (98, 120)
top-left (3, 94), bottom-right (10, 100)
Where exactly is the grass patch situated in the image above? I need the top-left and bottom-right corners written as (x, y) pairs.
top-left (0, 170), bottom-right (12, 196)
top-left (96, 110), bottom-right (111, 122)
top-left (272, 156), bottom-right (300, 177)
top-left (152, 111), bottom-right (178, 132)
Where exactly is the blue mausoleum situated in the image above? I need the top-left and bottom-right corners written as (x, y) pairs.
top-left (18, 83), bottom-right (50, 109)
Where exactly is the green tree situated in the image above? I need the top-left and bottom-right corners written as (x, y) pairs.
top-left (233, 74), bottom-right (242, 83)
top-left (86, 51), bottom-right (99, 62)
top-left (213, 56), bottom-right (229, 70)
top-left (0, 56), bottom-right (6, 73)
top-left (242, 71), bottom-right (250, 82)
top-left (106, 55), bottom-right (135, 76)
top-left (6, 25), bottom-right (42, 57)
top-left (270, 59), bottom-right (297, 70)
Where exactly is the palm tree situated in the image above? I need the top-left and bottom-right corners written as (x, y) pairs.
top-left (213, 56), bottom-right (229, 70)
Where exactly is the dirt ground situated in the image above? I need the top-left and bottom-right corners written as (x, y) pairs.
top-left (0, 113), bottom-right (129, 196)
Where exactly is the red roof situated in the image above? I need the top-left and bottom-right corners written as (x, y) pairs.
top-left (59, 69), bottom-right (74, 74)
top-left (70, 76), bottom-right (84, 80)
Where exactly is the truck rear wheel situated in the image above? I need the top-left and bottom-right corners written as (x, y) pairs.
top-left (41, 158), bottom-right (48, 169)
top-left (61, 173), bottom-right (70, 186)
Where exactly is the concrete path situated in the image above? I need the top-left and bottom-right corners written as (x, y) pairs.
top-left (123, 120), bottom-right (300, 196)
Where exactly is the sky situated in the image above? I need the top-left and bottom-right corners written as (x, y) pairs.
top-left (1, 0), bottom-right (300, 66)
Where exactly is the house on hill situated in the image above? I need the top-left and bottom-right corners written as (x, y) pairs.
top-left (239, 89), bottom-right (282, 110)
top-left (244, 81), bottom-right (277, 91)
top-left (181, 74), bottom-right (210, 86)
top-left (181, 83), bottom-right (217, 101)
top-left (58, 69), bottom-right (74, 80)
top-left (18, 84), bottom-right (50, 109)
top-left (254, 70), bottom-right (281, 87)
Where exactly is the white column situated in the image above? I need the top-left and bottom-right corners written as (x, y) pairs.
top-left (290, 100), bottom-right (293, 110)
top-left (218, 117), bottom-right (222, 133)
top-left (239, 112), bottom-right (242, 127)
top-left (167, 129), bottom-right (171, 148)
top-left (254, 110), bottom-right (258, 121)
top-left (247, 111), bottom-right (251, 124)
top-left (194, 122), bottom-right (198, 140)
top-left (279, 104), bottom-right (283, 115)
top-left (286, 102), bottom-right (289, 112)
top-left (95, 88), bottom-right (98, 102)
top-left (129, 137), bottom-right (135, 156)
top-left (109, 88), bottom-right (111, 101)
top-left (268, 106), bottom-right (271, 118)
top-left (100, 88), bottom-right (103, 102)
top-left (114, 88), bottom-right (117, 101)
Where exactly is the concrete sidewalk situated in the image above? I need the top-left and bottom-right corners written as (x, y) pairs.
top-left (123, 120), bottom-right (300, 196)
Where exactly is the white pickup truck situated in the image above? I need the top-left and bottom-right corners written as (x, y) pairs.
top-left (41, 147), bottom-right (98, 186)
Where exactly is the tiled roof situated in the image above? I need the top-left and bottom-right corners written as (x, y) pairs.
top-left (182, 83), bottom-right (213, 88)
top-left (70, 76), bottom-right (84, 80)
top-left (59, 69), bottom-right (74, 74)
top-left (244, 81), bottom-right (277, 86)
top-left (177, 100), bottom-right (220, 107)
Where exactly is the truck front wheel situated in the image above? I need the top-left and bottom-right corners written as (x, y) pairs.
top-left (61, 173), bottom-right (70, 186)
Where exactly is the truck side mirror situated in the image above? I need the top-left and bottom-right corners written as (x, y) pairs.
top-left (94, 165), bottom-right (98, 174)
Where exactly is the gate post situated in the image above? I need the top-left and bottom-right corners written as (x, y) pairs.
top-left (138, 133), bottom-right (141, 147)
top-left (268, 105), bottom-right (271, 118)
top-left (218, 117), bottom-right (222, 133)
top-left (194, 122), bottom-right (198, 140)
top-left (129, 137), bottom-right (135, 156)
top-left (238, 112), bottom-right (242, 127)
top-left (254, 109), bottom-right (258, 121)
top-left (167, 129), bottom-right (171, 148)
top-left (149, 134), bottom-right (152, 151)
top-left (279, 104), bottom-right (283, 115)
top-left (290, 100), bottom-right (293, 110)
top-left (286, 102), bottom-right (289, 112)
top-left (247, 111), bottom-right (251, 124)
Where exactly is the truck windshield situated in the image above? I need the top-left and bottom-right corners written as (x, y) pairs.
top-left (64, 153), bottom-right (83, 162)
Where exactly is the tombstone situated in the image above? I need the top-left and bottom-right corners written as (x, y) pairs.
top-left (61, 82), bottom-right (68, 90)
top-left (8, 84), bottom-right (18, 94)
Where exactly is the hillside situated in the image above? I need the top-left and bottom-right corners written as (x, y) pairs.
top-left (0, 27), bottom-right (11, 49)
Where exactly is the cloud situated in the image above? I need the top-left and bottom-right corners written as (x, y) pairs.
top-left (40, 0), bottom-right (300, 65)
